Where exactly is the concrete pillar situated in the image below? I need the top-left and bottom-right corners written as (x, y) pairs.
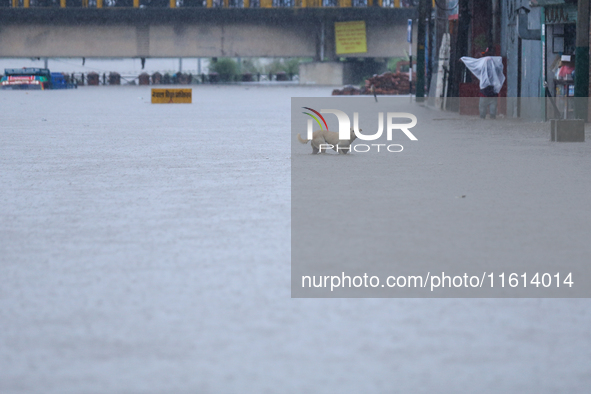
top-left (550, 119), bottom-right (585, 142)
top-left (416, 0), bottom-right (427, 101)
top-left (299, 62), bottom-right (344, 85)
top-left (320, 21), bottom-right (325, 62)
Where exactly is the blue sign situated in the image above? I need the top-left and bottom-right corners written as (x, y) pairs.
top-left (407, 19), bottom-right (412, 43)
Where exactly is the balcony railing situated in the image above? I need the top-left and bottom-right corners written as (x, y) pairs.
top-left (3, 0), bottom-right (419, 8)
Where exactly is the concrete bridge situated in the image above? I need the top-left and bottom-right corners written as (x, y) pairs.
top-left (0, 8), bottom-right (415, 60)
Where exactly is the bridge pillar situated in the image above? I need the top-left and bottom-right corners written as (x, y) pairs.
top-left (319, 21), bottom-right (325, 61)
top-left (316, 18), bottom-right (338, 62)
top-left (299, 62), bottom-right (345, 86)
top-left (300, 58), bottom-right (387, 86)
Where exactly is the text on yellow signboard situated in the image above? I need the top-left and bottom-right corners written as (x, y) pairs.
top-left (335, 21), bottom-right (368, 55)
top-left (151, 89), bottom-right (192, 104)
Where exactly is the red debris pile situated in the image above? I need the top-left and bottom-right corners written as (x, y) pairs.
top-left (365, 72), bottom-right (415, 95)
top-left (332, 72), bottom-right (416, 96)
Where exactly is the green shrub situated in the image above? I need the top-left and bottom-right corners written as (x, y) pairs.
top-left (263, 58), bottom-right (310, 75)
top-left (264, 59), bottom-right (286, 74)
top-left (241, 59), bottom-right (262, 74)
top-left (387, 57), bottom-right (407, 73)
top-left (209, 58), bottom-right (238, 82)
top-left (283, 58), bottom-right (302, 75)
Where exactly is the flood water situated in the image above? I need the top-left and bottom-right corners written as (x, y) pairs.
top-left (1, 85), bottom-right (590, 393)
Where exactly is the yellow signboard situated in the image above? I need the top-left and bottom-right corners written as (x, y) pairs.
top-left (151, 88), bottom-right (192, 104)
top-left (335, 21), bottom-right (367, 55)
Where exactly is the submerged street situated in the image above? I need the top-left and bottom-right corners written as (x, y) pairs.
top-left (1, 86), bottom-right (590, 393)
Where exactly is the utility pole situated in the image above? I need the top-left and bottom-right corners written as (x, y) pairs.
top-left (448, 0), bottom-right (470, 103)
top-left (416, 0), bottom-right (427, 101)
top-left (408, 19), bottom-right (413, 97)
top-left (574, 0), bottom-right (589, 121)
top-left (426, 0), bottom-right (433, 97)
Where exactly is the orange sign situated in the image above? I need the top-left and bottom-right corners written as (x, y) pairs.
top-left (151, 89), bottom-right (192, 104)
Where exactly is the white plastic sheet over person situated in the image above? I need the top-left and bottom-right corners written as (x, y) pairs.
top-left (460, 56), bottom-right (505, 94)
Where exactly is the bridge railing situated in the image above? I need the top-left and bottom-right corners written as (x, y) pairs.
top-left (3, 0), bottom-right (419, 7)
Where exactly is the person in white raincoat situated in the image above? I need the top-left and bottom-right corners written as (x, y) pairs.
top-left (460, 56), bottom-right (505, 119)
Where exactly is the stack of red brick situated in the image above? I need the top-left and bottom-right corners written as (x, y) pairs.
top-left (332, 72), bottom-right (416, 96)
